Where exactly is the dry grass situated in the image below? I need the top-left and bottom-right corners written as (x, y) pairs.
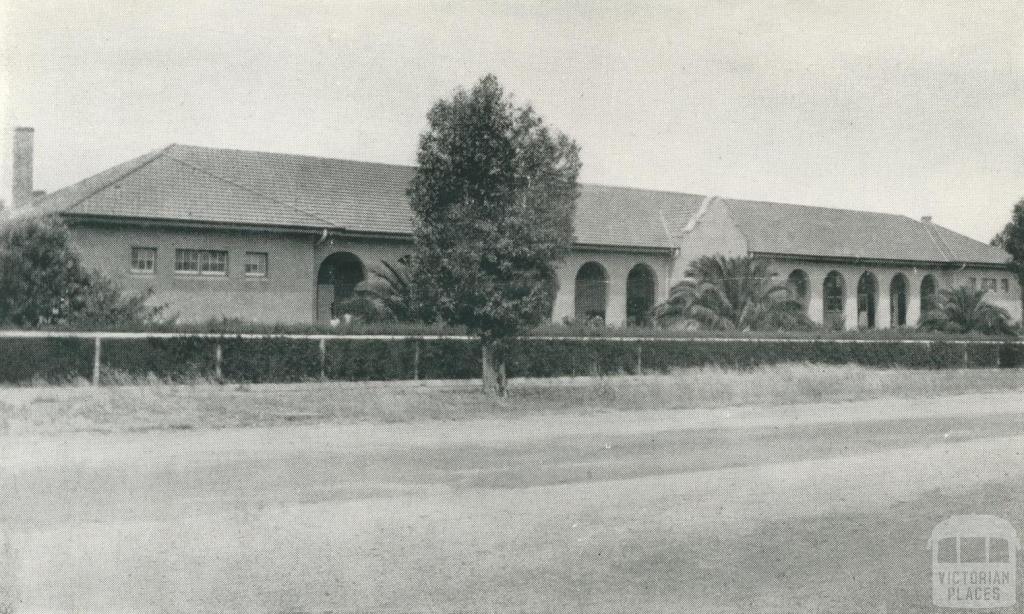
top-left (3, 363), bottom-right (1024, 435)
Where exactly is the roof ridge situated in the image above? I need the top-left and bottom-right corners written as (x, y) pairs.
top-left (170, 143), bottom-right (417, 172)
top-left (723, 197), bottom-right (911, 220)
top-left (166, 144), bottom-right (709, 198)
top-left (163, 148), bottom-right (335, 227)
top-left (63, 144), bottom-right (176, 213)
top-left (580, 181), bottom-right (706, 198)
top-left (920, 219), bottom-right (956, 261)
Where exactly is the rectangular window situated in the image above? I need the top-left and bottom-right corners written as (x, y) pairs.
top-left (1002, 279), bottom-right (1009, 292)
top-left (969, 278), bottom-right (977, 290)
top-left (245, 252), bottom-right (268, 277)
top-left (175, 249), bottom-right (228, 276)
top-left (130, 247), bottom-right (156, 274)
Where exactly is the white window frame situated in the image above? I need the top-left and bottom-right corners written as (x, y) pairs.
top-left (244, 252), bottom-right (268, 278)
top-left (175, 249), bottom-right (228, 276)
top-left (130, 247), bottom-right (157, 275)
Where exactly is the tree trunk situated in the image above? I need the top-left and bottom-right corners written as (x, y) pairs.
top-left (481, 340), bottom-right (507, 397)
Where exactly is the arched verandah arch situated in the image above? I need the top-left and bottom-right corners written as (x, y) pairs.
top-left (787, 269), bottom-right (810, 312)
top-left (921, 274), bottom-right (938, 315)
top-left (857, 272), bottom-right (879, 329)
top-left (823, 271), bottom-right (845, 331)
top-left (575, 262), bottom-right (609, 322)
top-left (317, 251), bottom-right (365, 322)
top-left (626, 263), bottom-right (657, 325)
top-left (890, 274), bottom-right (908, 327)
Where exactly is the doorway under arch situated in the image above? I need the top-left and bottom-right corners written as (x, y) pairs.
top-left (317, 252), bottom-right (365, 322)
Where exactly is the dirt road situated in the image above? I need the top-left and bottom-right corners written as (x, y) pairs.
top-left (4, 391), bottom-right (1024, 612)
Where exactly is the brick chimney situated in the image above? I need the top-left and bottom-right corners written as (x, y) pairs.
top-left (12, 127), bottom-right (34, 208)
top-left (921, 215), bottom-right (932, 223)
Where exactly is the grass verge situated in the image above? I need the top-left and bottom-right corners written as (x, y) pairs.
top-left (2, 363), bottom-right (1024, 435)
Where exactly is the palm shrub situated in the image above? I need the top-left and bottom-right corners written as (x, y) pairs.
top-left (918, 286), bottom-right (1015, 335)
top-left (653, 255), bottom-right (813, 331)
top-left (333, 258), bottom-right (432, 323)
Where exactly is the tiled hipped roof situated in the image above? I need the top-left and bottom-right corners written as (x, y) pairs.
top-left (719, 198), bottom-right (1010, 265)
top-left (27, 143), bottom-right (1011, 265)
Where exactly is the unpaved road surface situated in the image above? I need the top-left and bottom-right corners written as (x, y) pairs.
top-left (3, 391), bottom-right (1024, 612)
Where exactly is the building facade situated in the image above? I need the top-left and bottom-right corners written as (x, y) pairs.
top-left (5, 130), bottom-right (1019, 328)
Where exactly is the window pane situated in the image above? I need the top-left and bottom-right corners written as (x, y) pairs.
top-left (960, 536), bottom-right (987, 563)
top-left (245, 252), bottom-right (267, 276)
top-left (990, 538), bottom-right (1010, 563)
top-left (131, 247), bottom-right (156, 273)
top-left (937, 537), bottom-right (957, 563)
top-left (1002, 279), bottom-right (1009, 292)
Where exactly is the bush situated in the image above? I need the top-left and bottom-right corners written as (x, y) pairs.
top-left (0, 216), bottom-right (163, 327)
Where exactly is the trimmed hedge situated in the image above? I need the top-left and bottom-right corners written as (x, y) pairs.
top-left (0, 338), bottom-right (93, 383)
top-left (2, 335), bottom-right (1024, 385)
top-left (102, 338), bottom-right (218, 380)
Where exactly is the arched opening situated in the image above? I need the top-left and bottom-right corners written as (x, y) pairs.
top-left (317, 252), bottom-right (365, 322)
top-left (787, 269), bottom-right (809, 312)
top-left (626, 264), bottom-right (657, 326)
top-left (921, 274), bottom-right (938, 315)
top-left (823, 271), bottom-right (845, 331)
top-left (889, 274), bottom-right (908, 327)
top-left (857, 272), bottom-right (879, 329)
top-left (575, 262), bottom-right (608, 322)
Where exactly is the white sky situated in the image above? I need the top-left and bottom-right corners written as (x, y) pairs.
top-left (1, 0), bottom-right (1022, 242)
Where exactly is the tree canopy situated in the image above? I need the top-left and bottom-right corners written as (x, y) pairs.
top-left (992, 198), bottom-right (1024, 311)
top-left (0, 216), bottom-right (163, 328)
top-left (407, 74), bottom-right (581, 394)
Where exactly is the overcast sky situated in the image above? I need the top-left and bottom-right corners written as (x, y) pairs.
top-left (1, 0), bottom-right (1022, 241)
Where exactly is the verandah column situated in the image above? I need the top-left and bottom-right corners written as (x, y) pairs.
top-left (876, 272), bottom-right (892, 329)
top-left (806, 272), bottom-right (824, 325)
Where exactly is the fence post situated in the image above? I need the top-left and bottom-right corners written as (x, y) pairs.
top-left (319, 338), bottom-right (327, 380)
top-left (636, 343), bottom-right (643, 375)
top-left (215, 342), bottom-right (223, 381)
top-left (92, 336), bottom-right (102, 386)
top-left (413, 340), bottom-right (420, 381)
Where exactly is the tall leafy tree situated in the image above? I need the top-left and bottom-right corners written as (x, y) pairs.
top-left (0, 216), bottom-right (162, 327)
top-left (653, 255), bottom-right (812, 331)
top-left (408, 75), bottom-right (581, 395)
top-left (991, 198), bottom-right (1024, 313)
top-left (918, 286), bottom-right (1014, 335)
